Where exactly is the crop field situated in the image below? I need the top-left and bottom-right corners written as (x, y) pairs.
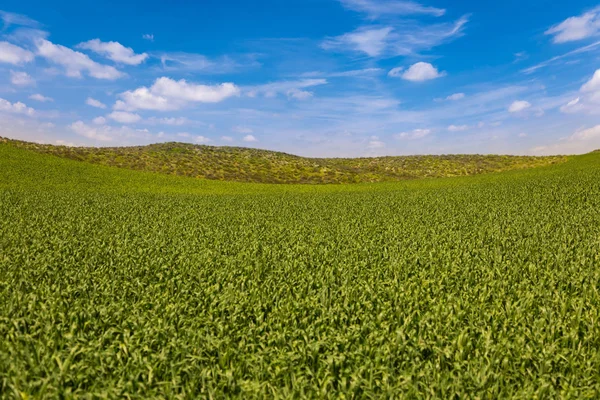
top-left (1, 142), bottom-right (600, 398)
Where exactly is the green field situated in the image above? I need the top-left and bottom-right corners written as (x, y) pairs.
top-left (1, 142), bottom-right (600, 398)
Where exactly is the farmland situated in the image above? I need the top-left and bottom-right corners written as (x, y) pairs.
top-left (1, 142), bottom-right (600, 398)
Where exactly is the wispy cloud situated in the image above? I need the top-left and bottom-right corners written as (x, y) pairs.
top-left (523, 40), bottom-right (600, 74)
top-left (245, 79), bottom-right (327, 99)
top-left (545, 6), bottom-right (600, 43)
top-left (0, 10), bottom-right (40, 29)
top-left (321, 16), bottom-right (469, 58)
top-left (29, 93), bottom-right (53, 102)
top-left (156, 52), bottom-right (260, 73)
top-left (338, 0), bottom-right (445, 18)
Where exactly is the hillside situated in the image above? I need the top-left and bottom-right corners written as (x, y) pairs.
top-left (0, 137), bottom-right (567, 184)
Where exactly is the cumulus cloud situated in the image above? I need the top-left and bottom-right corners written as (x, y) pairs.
top-left (560, 69), bottom-right (600, 114)
top-left (447, 125), bottom-right (468, 132)
top-left (115, 77), bottom-right (240, 111)
top-left (36, 39), bottom-right (124, 79)
top-left (86, 97), bottom-right (107, 109)
top-left (0, 41), bottom-right (35, 64)
top-left (508, 100), bottom-right (531, 113)
top-left (388, 67), bottom-right (404, 77)
top-left (0, 97), bottom-right (35, 116)
top-left (243, 134), bottom-right (258, 142)
top-left (366, 136), bottom-right (385, 149)
top-left (77, 39), bottom-right (148, 65)
top-left (10, 70), bottom-right (34, 86)
top-left (321, 16), bottom-right (468, 57)
top-left (545, 6), bottom-right (600, 43)
top-left (108, 111), bottom-right (141, 124)
top-left (70, 121), bottom-right (113, 141)
top-left (400, 62), bottom-right (445, 82)
top-left (395, 128), bottom-right (431, 139)
top-left (29, 93), bottom-right (53, 102)
top-left (531, 124), bottom-right (600, 155)
top-left (92, 116), bottom-right (106, 125)
top-left (195, 136), bottom-right (211, 144)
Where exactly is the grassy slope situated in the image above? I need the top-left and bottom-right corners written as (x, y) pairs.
top-left (1, 144), bottom-right (600, 398)
top-left (0, 137), bottom-right (568, 184)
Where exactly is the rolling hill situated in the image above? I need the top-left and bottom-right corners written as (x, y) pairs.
top-left (0, 137), bottom-right (567, 184)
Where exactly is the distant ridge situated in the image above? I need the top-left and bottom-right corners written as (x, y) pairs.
top-left (0, 137), bottom-right (568, 184)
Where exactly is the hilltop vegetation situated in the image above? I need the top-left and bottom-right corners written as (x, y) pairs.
top-left (1, 143), bottom-right (600, 398)
top-left (0, 137), bottom-right (567, 184)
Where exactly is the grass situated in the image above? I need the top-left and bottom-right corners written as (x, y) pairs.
top-left (0, 137), bottom-right (568, 184)
top-left (1, 143), bottom-right (600, 398)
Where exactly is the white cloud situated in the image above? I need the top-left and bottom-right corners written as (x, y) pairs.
top-left (10, 70), bottom-right (34, 86)
top-left (323, 27), bottom-right (392, 57)
top-left (338, 0), bottom-right (445, 17)
top-left (29, 93), bottom-right (53, 102)
top-left (545, 6), bottom-right (600, 43)
top-left (92, 116), bottom-right (106, 125)
top-left (36, 39), bottom-right (124, 79)
top-left (519, 133), bottom-right (528, 138)
top-left (70, 121), bottom-right (113, 141)
top-left (321, 16), bottom-right (468, 57)
top-left (233, 126), bottom-right (253, 134)
top-left (0, 41), bottom-right (35, 64)
top-left (366, 135), bottom-right (385, 149)
top-left (86, 97), bottom-right (107, 109)
top-left (581, 69), bottom-right (600, 93)
top-left (142, 34), bottom-right (154, 41)
top-left (246, 79), bottom-right (327, 99)
top-left (388, 67), bottom-right (404, 77)
top-left (446, 93), bottom-right (465, 101)
top-left (221, 136), bottom-right (234, 142)
top-left (395, 128), bottom-right (431, 139)
top-left (108, 111), bottom-right (141, 124)
top-left (447, 124), bottom-right (468, 132)
top-left (0, 97), bottom-right (35, 116)
top-left (195, 136), bottom-right (211, 144)
top-left (146, 116), bottom-right (188, 126)
top-left (559, 69), bottom-right (600, 114)
top-left (287, 88), bottom-right (313, 100)
top-left (523, 40), bottom-right (600, 74)
top-left (508, 100), bottom-right (531, 113)
top-left (116, 77), bottom-right (240, 111)
top-left (531, 125), bottom-right (600, 155)
top-left (0, 11), bottom-right (40, 29)
top-left (400, 62), bottom-right (445, 82)
top-left (77, 39), bottom-right (148, 65)
top-left (243, 134), bottom-right (258, 142)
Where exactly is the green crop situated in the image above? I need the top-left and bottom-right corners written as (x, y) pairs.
top-left (1, 143), bottom-right (600, 398)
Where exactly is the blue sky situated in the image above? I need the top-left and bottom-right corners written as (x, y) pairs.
top-left (1, 0), bottom-right (600, 156)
